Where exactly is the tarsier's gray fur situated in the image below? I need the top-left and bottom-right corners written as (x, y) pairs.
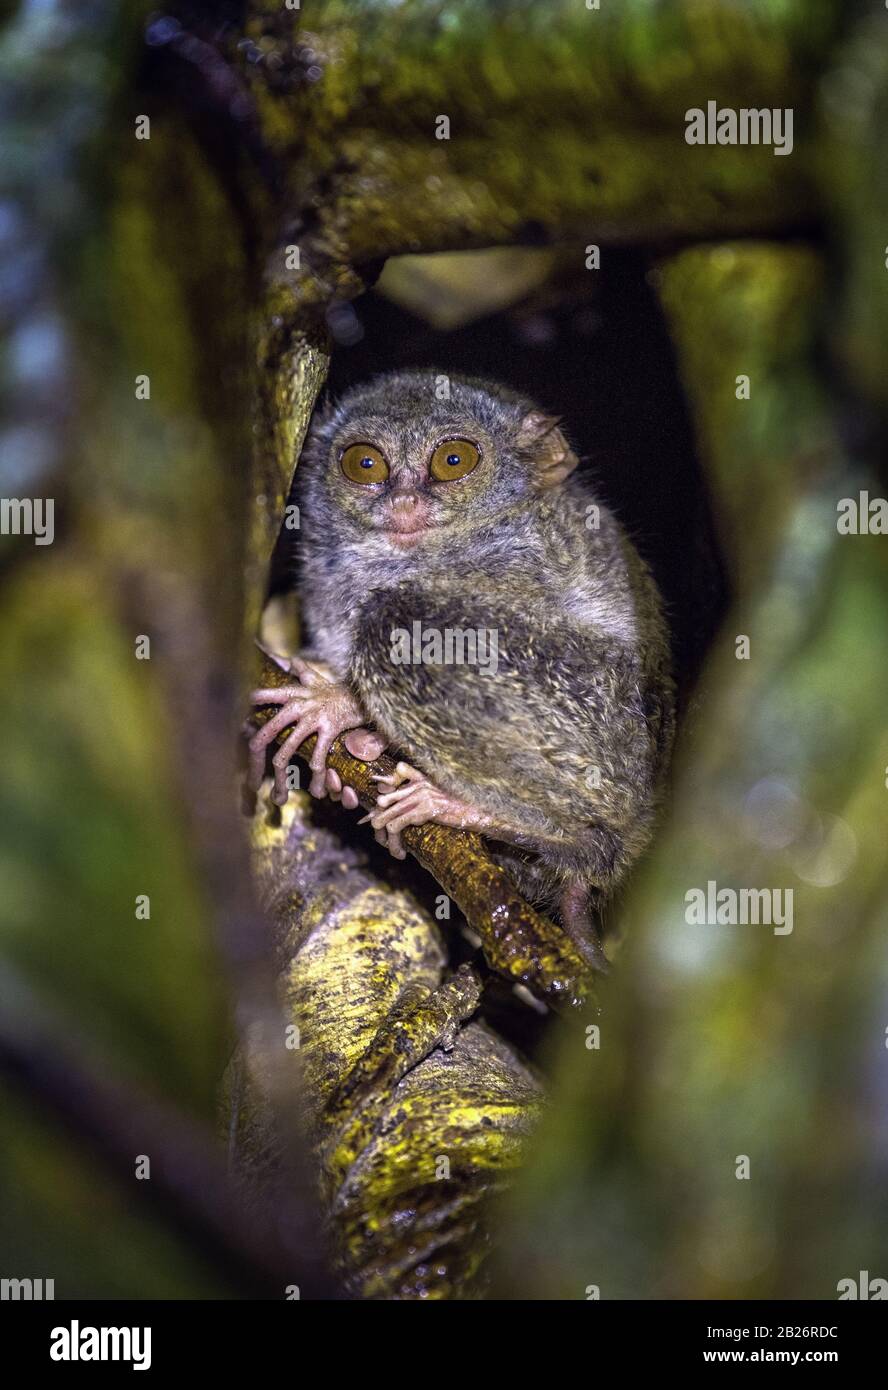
top-left (297, 369), bottom-right (675, 958)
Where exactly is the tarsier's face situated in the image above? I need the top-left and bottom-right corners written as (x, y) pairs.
top-left (301, 371), bottom-right (577, 552)
top-left (331, 420), bottom-right (493, 550)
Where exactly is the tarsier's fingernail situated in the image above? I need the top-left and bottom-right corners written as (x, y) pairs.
top-left (357, 813), bottom-right (372, 825)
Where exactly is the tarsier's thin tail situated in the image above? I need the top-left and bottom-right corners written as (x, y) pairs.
top-left (558, 879), bottom-right (611, 975)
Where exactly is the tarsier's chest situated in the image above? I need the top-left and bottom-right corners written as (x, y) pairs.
top-left (308, 559), bottom-right (581, 683)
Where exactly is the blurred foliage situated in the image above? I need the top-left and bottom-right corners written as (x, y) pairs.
top-left (0, 0), bottom-right (261, 1296)
top-left (0, 0), bottom-right (885, 1299)
top-left (497, 244), bottom-right (888, 1298)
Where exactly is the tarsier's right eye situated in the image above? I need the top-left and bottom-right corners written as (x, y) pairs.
top-left (340, 443), bottom-right (389, 485)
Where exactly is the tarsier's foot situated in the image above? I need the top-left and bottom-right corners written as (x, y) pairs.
top-left (363, 761), bottom-right (494, 860)
top-left (249, 656), bottom-right (370, 803)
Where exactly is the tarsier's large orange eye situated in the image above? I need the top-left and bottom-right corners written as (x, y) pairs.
top-left (341, 443), bottom-right (389, 484)
top-left (429, 438), bottom-right (481, 482)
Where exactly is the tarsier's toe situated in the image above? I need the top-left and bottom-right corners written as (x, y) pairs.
top-left (373, 781), bottom-right (422, 810)
top-left (376, 826), bottom-right (406, 859)
top-left (363, 806), bottom-right (411, 858)
top-left (369, 787), bottom-right (434, 842)
top-left (372, 760), bottom-right (423, 792)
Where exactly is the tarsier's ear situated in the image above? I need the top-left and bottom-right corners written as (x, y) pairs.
top-left (517, 410), bottom-right (579, 489)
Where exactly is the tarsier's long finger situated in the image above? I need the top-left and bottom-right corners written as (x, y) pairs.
top-left (270, 720), bottom-right (314, 804)
top-left (249, 684), bottom-right (306, 706)
top-left (308, 727), bottom-right (338, 798)
top-left (248, 701), bottom-right (306, 788)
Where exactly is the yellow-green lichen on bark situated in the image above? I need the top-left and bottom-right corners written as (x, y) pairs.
top-left (231, 788), bottom-right (543, 1298)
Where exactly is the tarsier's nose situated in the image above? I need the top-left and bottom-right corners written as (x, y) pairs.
top-left (390, 489), bottom-right (421, 511)
top-left (382, 485), bottom-right (430, 537)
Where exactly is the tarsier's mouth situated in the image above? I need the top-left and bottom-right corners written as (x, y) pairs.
top-left (380, 524), bottom-right (431, 545)
top-left (377, 514), bottom-right (437, 538)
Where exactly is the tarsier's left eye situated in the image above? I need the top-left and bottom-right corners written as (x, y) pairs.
top-left (429, 438), bottom-right (481, 482)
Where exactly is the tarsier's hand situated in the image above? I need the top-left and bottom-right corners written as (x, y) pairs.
top-left (363, 761), bottom-right (493, 860)
top-left (249, 657), bottom-right (379, 803)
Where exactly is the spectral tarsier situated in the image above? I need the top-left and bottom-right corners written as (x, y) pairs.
top-left (249, 371), bottom-right (674, 968)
